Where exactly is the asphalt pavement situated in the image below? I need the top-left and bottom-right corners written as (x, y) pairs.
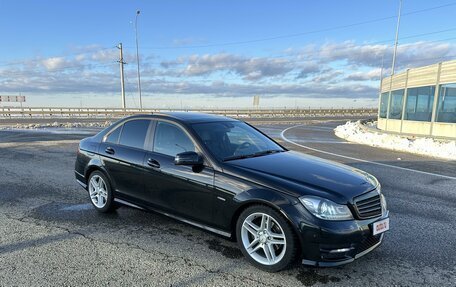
top-left (0, 119), bottom-right (455, 286)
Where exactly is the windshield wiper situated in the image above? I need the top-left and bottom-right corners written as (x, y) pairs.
top-left (223, 149), bottom-right (284, 162)
top-left (223, 154), bottom-right (256, 161)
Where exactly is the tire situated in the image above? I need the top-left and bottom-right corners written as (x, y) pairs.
top-left (87, 171), bottom-right (116, 213)
top-left (236, 205), bottom-right (297, 272)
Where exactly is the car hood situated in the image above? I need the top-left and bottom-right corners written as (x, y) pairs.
top-left (225, 151), bottom-right (378, 203)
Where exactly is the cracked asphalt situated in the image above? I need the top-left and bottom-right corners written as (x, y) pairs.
top-left (0, 120), bottom-right (455, 286)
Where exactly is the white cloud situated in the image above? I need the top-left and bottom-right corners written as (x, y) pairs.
top-left (165, 53), bottom-right (295, 80)
top-left (41, 57), bottom-right (69, 71)
top-left (75, 54), bottom-right (86, 62)
top-left (311, 69), bottom-right (343, 83)
top-left (1, 40), bottom-right (455, 103)
top-left (90, 49), bottom-right (119, 62)
top-left (311, 41), bottom-right (456, 69)
top-left (345, 68), bottom-right (382, 81)
top-left (296, 62), bottom-right (323, 79)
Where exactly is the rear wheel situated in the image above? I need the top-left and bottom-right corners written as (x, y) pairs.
top-left (87, 171), bottom-right (115, 213)
top-left (236, 205), bottom-right (297, 272)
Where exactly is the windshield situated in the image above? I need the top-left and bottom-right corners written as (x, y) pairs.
top-left (191, 121), bottom-right (285, 161)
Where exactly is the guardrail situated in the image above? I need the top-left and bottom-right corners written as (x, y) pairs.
top-left (0, 107), bottom-right (378, 119)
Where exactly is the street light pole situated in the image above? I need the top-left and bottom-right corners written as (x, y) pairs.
top-left (391, 0), bottom-right (402, 76)
top-left (385, 0), bottom-right (402, 131)
top-left (117, 43), bottom-right (126, 110)
top-left (135, 10), bottom-right (143, 110)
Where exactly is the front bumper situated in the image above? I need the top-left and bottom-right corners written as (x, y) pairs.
top-left (289, 203), bottom-right (389, 267)
top-left (302, 233), bottom-right (384, 267)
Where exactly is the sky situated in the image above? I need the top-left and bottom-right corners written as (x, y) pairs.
top-left (1, 0), bottom-right (456, 109)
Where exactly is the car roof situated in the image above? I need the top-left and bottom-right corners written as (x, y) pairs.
top-left (126, 112), bottom-right (238, 124)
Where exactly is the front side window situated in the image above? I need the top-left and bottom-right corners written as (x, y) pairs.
top-left (118, 119), bottom-right (150, 149)
top-left (153, 122), bottom-right (195, 157)
top-left (379, 92), bottom-right (389, 118)
top-left (192, 121), bottom-right (284, 161)
top-left (436, 84), bottom-right (456, 123)
top-left (388, 89), bottom-right (404, 119)
top-left (404, 86), bottom-right (435, 122)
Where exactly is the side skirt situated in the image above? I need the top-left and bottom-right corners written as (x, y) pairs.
top-left (76, 179), bottom-right (87, 189)
top-left (114, 198), bottom-right (145, 210)
top-left (113, 198), bottom-right (232, 238)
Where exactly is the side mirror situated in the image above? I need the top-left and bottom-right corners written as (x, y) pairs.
top-left (174, 151), bottom-right (204, 166)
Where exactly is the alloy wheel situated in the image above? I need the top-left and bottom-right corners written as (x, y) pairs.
top-left (88, 175), bottom-right (108, 208)
top-left (240, 212), bottom-right (287, 265)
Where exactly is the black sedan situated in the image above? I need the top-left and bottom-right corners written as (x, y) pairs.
top-left (74, 112), bottom-right (389, 272)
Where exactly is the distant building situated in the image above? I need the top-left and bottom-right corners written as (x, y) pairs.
top-left (378, 59), bottom-right (456, 139)
top-left (253, 95), bottom-right (260, 109)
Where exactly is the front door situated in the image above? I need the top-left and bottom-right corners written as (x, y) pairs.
top-left (143, 120), bottom-right (215, 225)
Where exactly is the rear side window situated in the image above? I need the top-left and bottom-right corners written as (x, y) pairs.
top-left (118, 120), bottom-right (150, 149)
top-left (105, 125), bottom-right (122, 144)
top-left (153, 121), bottom-right (195, 157)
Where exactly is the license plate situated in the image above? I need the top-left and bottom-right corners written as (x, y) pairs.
top-left (373, 218), bottom-right (389, 235)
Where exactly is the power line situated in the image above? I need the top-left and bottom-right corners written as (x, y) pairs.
top-left (136, 35), bottom-right (456, 74)
top-left (134, 1), bottom-right (456, 50)
top-left (0, 63), bottom-right (117, 77)
top-left (3, 25), bottom-right (454, 72)
top-left (394, 53), bottom-right (456, 65)
top-left (1, 35), bottom-right (455, 84)
top-left (1, 3), bottom-right (455, 70)
top-left (1, 54), bottom-right (454, 88)
top-left (391, 27), bottom-right (456, 43)
top-left (247, 28), bottom-right (456, 62)
top-left (86, 32), bottom-right (456, 70)
top-left (124, 73), bottom-right (138, 109)
top-left (2, 34), bottom-right (455, 79)
top-left (0, 46), bottom-right (116, 67)
top-left (0, 0), bottom-right (454, 77)
top-left (42, 63), bottom-right (117, 72)
top-left (119, 53), bottom-right (456, 85)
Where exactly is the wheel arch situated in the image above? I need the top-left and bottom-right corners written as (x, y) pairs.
top-left (84, 161), bottom-right (112, 188)
top-left (229, 197), bottom-right (305, 266)
top-left (230, 189), bottom-right (302, 244)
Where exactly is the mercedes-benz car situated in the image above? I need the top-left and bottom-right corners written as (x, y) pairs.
top-left (74, 112), bottom-right (389, 272)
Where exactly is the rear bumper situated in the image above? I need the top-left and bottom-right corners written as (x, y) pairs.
top-left (75, 171), bottom-right (87, 189)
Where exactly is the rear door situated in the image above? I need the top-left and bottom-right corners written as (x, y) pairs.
top-left (143, 120), bottom-right (215, 225)
top-left (99, 119), bottom-right (152, 204)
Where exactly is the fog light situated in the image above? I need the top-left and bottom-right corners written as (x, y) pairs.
top-left (328, 248), bottom-right (353, 253)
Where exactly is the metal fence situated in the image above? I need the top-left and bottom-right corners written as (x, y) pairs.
top-left (0, 107), bottom-right (377, 119)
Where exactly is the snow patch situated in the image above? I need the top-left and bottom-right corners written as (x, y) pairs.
top-left (1, 121), bottom-right (112, 129)
top-left (334, 121), bottom-right (456, 160)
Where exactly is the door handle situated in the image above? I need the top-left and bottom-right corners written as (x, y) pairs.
top-left (147, 158), bottom-right (160, 168)
top-left (105, 147), bottom-right (115, 155)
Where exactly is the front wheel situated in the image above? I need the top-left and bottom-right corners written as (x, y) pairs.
top-left (87, 171), bottom-right (115, 213)
top-left (236, 205), bottom-right (297, 272)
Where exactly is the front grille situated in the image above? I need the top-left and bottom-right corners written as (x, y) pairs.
top-left (354, 191), bottom-right (382, 219)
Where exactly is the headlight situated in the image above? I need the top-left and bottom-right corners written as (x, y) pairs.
top-left (299, 196), bottom-right (353, 220)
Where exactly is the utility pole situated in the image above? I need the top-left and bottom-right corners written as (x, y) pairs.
top-left (135, 10), bottom-right (143, 110)
top-left (391, 0), bottom-right (402, 76)
top-left (385, 0), bottom-right (402, 130)
top-left (117, 43), bottom-right (126, 109)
